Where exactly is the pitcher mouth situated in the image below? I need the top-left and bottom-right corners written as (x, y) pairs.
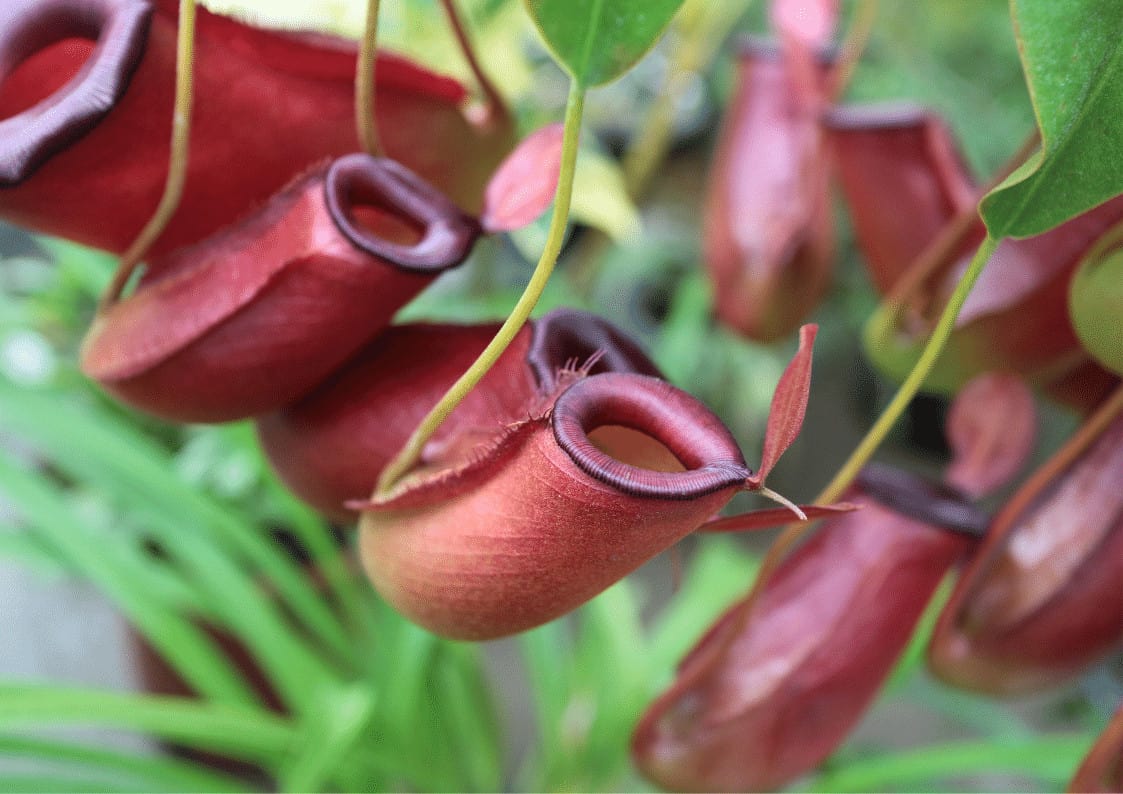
top-left (325, 154), bottom-right (480, 273)
top-left (823, 102), bottom-right (932, 131)
top-left (527, 308), bottom-right (662, 390)
top-left (552, 372), bottom-right (751, 500)
top-left (0, 0), bottom-right (151, 185)
top-left (856, 463), bottom-right (989, 537)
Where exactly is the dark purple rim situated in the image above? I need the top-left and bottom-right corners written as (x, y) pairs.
top-left (527, 308), bottom-right (662, 390)
top-left (325, 154), bottom-right (480, 273)
top-left (0, 0), bottom-right (151, 186)
top-left (823, 102), bottom-right (931, 132)
top-left (552, 372), bottom-right (751, 500)
top-left (857, 463), bottom-right (989, 537)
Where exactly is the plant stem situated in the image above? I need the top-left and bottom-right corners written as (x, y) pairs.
top-left (571, 0), bottom-right (747, 294)
top-left (829, 0), bottom-right (879, 99)
top-left (981, 382), bottom-right (1123, 548)
top-left (355, 0), bottom-right (382, 156)
top-left (743, 234), bottom-right (1000, 613)
top-left (376, 83), bottom-right (586, 494)
top-left (741, 132), bottom-right (1038, 595)
top-left (621, 0), bottom-right (747, 197)
top-left (439, 0), bottom-right (506, 122)
top-left (881, 129), bottom-right (1040, 315)
top-left (98, 0), bottom-right (196, 311)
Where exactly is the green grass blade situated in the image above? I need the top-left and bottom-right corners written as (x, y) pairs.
top-left (0, 454), bottom-right (259, 706)
top-left (0, 530), bottom-right (68, 575)
top-left (805, 735), bottom-right (1093, 793)
top-left (571, 581), bottom-right (650, 789)
top-left (517, 620), bottom-right (572, 788)
top-left (647, 538), bottom-right (758, 677)
top-left (370, 619), bottom-right (463, 790)
top-left (231, 422), bottom-right (377, 641)
top-left (431, 643), bottom-right (504, 792)
top-left (0, 733), bottom-right (251, 793)
top-left (0, 775), bottom-right (118, 793)
top-left (277, 684), bottom-right (379, 792)
top-left (0, 685), bottom-right (295, 764)
top-left (0, 383), bottom-right (353, 665)
top-left (903, 675), bottom-right (1033, 740)
top-left (0, 385), bottom-right (346, 710)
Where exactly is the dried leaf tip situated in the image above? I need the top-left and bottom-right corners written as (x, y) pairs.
top-left (757, 485), bottom-right (808, 520)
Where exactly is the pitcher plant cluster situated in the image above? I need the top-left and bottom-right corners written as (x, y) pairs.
top-left (0, 0), bottom-right (1121, 791)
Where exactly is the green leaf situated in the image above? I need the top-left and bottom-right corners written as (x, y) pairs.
top-left (0, 685), bottom-right (295, 764)
top-left (524, 0), bottom-right (684, 86)
top-left (902, 675), bottom-right (1032, 741)
top-left (571, 147), bottom-right (642, 242)
top-left (803, 736), bottom-right (1092, 793)
top-left (0, 530), bottom-right (68, 575)
top-left (277, 684), bottom-right (379, 792)
top-left (647, 538), bottom-right (758, 676)
top-left (0, 733), bottom-right (248, 793)
top-left (0, 452), bottom-right (261, 707)
top-left (0, 775), bottom-right (118, 793)
top-left (517, 621), bottom-right (572, 788)
top-left (429, 644), bottom-right (504, 791)
top-left (578, 583), bottom-right (652, 788)
top-left (980, 0), bottom-right (1123, 238)
top-left (0, 383), bottom-right (348, 710)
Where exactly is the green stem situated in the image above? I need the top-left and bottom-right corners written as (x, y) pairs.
top-left (99, 0), bottom-right (196, 310)
top-left (439, 0), bottom-right (506, 122)
top-left (376, 82), bottom-right (586, 494)
top-left (571, 0), bottom-right (747, 294)
top-left (355, 0), bottom-right (382, 156)
top-left (829, 0), bottom-right (879, 100)
top-left (739, 235), bottom-right (1000, 619)
top-left (621, 0), bottom-right (747, 196)
top-left (818, 234), bottom-right (998, 502)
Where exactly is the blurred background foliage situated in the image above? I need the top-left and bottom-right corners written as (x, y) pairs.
top-left (0, 0), bottom-right (1115, 791)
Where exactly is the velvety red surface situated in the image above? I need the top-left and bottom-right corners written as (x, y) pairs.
top-left (826, 104), bottom-right (979, 295)
top-left (81, 156), bottom-right (478, 422)
top-left (704, 43), bottom-right (834, 342)
top-left (258, 322), bottom-right (529, 522)
top-left (829, 102), bottom-right (1123, 401)
top-left (633, 495), bottom-right (968, 792)
top-left (0, 0), bottom-right (512, 254)
top-left (944, 372), bottom-right (1037, 499)
top-left (256, 309), bottom-right (663, 522)
top-left (930, 412), bottom-right (1123, 694)
top-left (358, 372), bottom-right (751, 640)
